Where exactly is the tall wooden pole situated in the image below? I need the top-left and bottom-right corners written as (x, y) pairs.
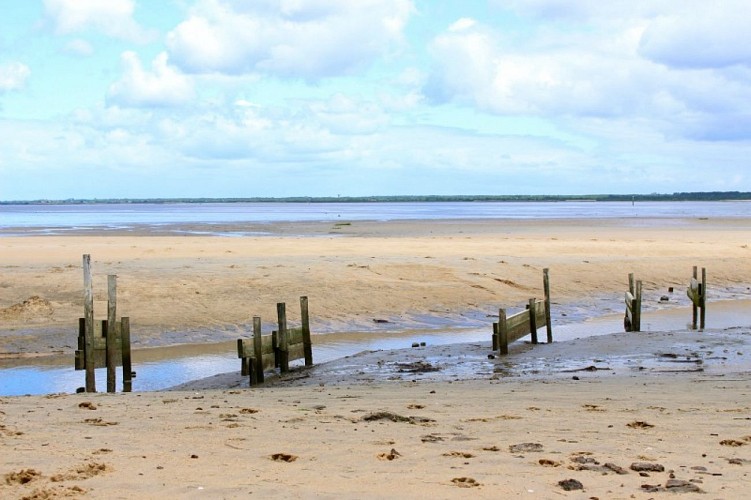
top-left (543, 268), bottom-right (552, 343)
top-left (121, 317), bottom-right (132, 392)
top-left (106, 275), bottom-right (117, 393)
top-left (300, 296), bottom-right (312, 366)
top-left (82, 254), bottom-right (96, 392)
top-left (277, 302), bottom-right (289, 373)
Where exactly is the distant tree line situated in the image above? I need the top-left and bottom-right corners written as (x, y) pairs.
top-left (2, 191), bottom-right (751, 205)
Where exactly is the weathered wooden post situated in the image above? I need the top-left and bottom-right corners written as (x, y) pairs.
top-left (106, 275), bottom-right (118, 393)
top-left (498, 308), bottom-right (509, 355)
top-left (528, 298), bottom-right (538, 344)
top-left (82, 254), bottom-right (96, 393)
top-left (543, 268), bottom-right (552, 343)
top-left (300, 296), bottom-right (313, 367)
top-left (688, 266), bottom-right (707, 330)
top-left (277, 302), bottom-right (289, 373)
top-left (121, 317), bottom-right (132, 392)
top-left (624, 273), bottom-right (643, 332)
top-left (252, 316), bottom-right (264, 384)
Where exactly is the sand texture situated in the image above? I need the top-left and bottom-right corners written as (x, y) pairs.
top-left (1, 216), bottom-right (751, 498)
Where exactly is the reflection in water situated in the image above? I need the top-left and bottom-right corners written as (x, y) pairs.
top-left (1, 300), bottom-right (750, 397)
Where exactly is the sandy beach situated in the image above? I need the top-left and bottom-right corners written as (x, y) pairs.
top-left (1, 216), bottom-right (751, 498)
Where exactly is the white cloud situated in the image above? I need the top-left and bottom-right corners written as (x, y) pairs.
top-left (638, 3), bottom-right (751, 69)
top-left (107, 51), bottom-right (195, 108)
top-left (166, 0), bottom-right (414, 78)
top-left (0, 62), bottom-right (30, 91)
top-left (43, 0), bottom-right (156, 43)
top-left (425, 4), bottom-right (751, 141)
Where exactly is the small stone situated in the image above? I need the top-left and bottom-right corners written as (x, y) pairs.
top-left (558, 479), bottom-right (583, 491)
top-left (666, 479), bottom-right (703, 493)
top-left (631, 462), bottom-right (665, 473)
top-left (660, 295), bottom-right (670, 302)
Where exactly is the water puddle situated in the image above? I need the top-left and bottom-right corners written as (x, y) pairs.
top-left (1, 299), bottom-right (749, 396)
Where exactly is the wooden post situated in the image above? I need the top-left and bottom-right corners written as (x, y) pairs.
top-left (543, 268), bottom-right (552, 343)
top-left (82, 254), bottom-right (96, 393)
top-left (498, 308), bottom-right (509, 355)
top-left (492, 323), bottom-right (498, 351)
top-left (692, 266), bottom-right (698, 329)
top-left (277, 302), bottom-right (289, 373)
top-left (106, 275), bottom-right (117, 393)
top-left (300, 296), bottom-right (313, 367)
top-left (634, 280), bottom-right (642, 332)
top-left (240, 351), bottom-right (249, 377)
top-left (528, 298), bottom-right (538, 344)
top-left (121, 317), bottom-right (132, 392)
top-left (252, 316), bottom-right (263, 384)
top-left (700, 267), bottom-right (706, 330)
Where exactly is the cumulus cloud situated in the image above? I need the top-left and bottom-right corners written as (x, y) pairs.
top-left (425, 4), bottom-right (751, 140)
top-left (0, 62), bottom-right (30, 91)
top-left (166, 0), bottom-right (414, 78)
top-left (638, 3), bottom-right (751, 69)
top-left (43, 0), bottom-right (156, 43)
top-left (108, 51), bottom-right (195, 108)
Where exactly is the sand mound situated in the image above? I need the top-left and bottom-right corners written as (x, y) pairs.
top-left (0, 296), bottom-right (54, 321)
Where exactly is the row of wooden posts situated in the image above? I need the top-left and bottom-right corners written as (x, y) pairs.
top-left (75, 254), bottom-right (133, 393)
top-left (236, 297), bottom-right (313, 386)
top-left (73, 254), bottom-right (710, 392)
top-left (624, 266), bottom-right (707, 332)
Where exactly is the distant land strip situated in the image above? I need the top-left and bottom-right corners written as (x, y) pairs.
top-left (2, 191), bottom-right (751, 205)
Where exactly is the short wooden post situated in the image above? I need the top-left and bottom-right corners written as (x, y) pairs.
top-left (543, 268), bottom-right (552, 343)
top-left (121, 317), bottom-right (132, 392)
top-left (492, 322), bottom-right (499, 351)
top-left (106, 275), bottom-right (117, 393)
top-left (252, 316), bottom-right (263, 384)
top-left (498, 308), bottom-right (509, 355)
top-left (528, 298), bottom-right (538, 344)
top-left (634, 280), bottom-right (642, 332)
top-left (240, 351), bottom-right (249, 377)
top-left (300, 296), bottom-right (313, 367)
top-left (700, 267), bottom-right (706, 330)
top-left (277, 302), bottom-right (289, 373)
top-left (692, 266), bottom-right (699, 329)
top-left (82, 254), bottom-right (96, 393)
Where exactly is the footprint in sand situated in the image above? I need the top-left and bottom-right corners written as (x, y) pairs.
top-left (270, 453), bottom-right (298, 463)
top-left (451, 477), bottom-right (480, 488)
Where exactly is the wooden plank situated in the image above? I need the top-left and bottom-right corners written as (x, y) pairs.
top-left (288, 327), bottom-right (304, 346)
top-left (121, 317), bottom-right (132, 392)
top-left (492, 322), bottom-right (498, 351)
top-left (625, 291), bottom-right (635, 309)
top-left (301, 296), bottom-right (313, 367)
top-left (106, 275), bottom-right (117, 393)
top-left (82, 254), bottom-right (95, 392)
top-left (534, 300), bottom-right (546, 327)
top-left (288, 342), bottom-right (306, 362)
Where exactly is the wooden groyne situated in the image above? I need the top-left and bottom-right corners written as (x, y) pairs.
top-left (492, 268), bottom-right (552, 355)
top-left (75, 255), bottom-right (133, 393)
top-left (237, 296), bottom-right (313, 386)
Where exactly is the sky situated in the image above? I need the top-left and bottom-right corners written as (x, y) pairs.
top-left (1, 0), bottom-right (750, 200)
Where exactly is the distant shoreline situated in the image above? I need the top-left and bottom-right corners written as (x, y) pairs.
top-left (2, 191), bottom-right (751, 205)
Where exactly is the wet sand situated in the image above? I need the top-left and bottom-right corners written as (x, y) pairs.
top-left (1, 216), bottom-right (751, 497)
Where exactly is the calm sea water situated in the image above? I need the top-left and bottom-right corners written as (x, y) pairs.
top-left (1, 201), bottom-right (750, 234)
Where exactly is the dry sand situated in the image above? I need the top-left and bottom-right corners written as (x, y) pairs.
top-left (1, 216), bottom-right (751, 498)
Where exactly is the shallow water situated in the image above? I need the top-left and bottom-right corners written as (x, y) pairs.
top-left (1, 299), bottom-right (749, 397)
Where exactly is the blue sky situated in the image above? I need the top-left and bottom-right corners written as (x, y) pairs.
top-left (1, 0), bottom-right (750, 200)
